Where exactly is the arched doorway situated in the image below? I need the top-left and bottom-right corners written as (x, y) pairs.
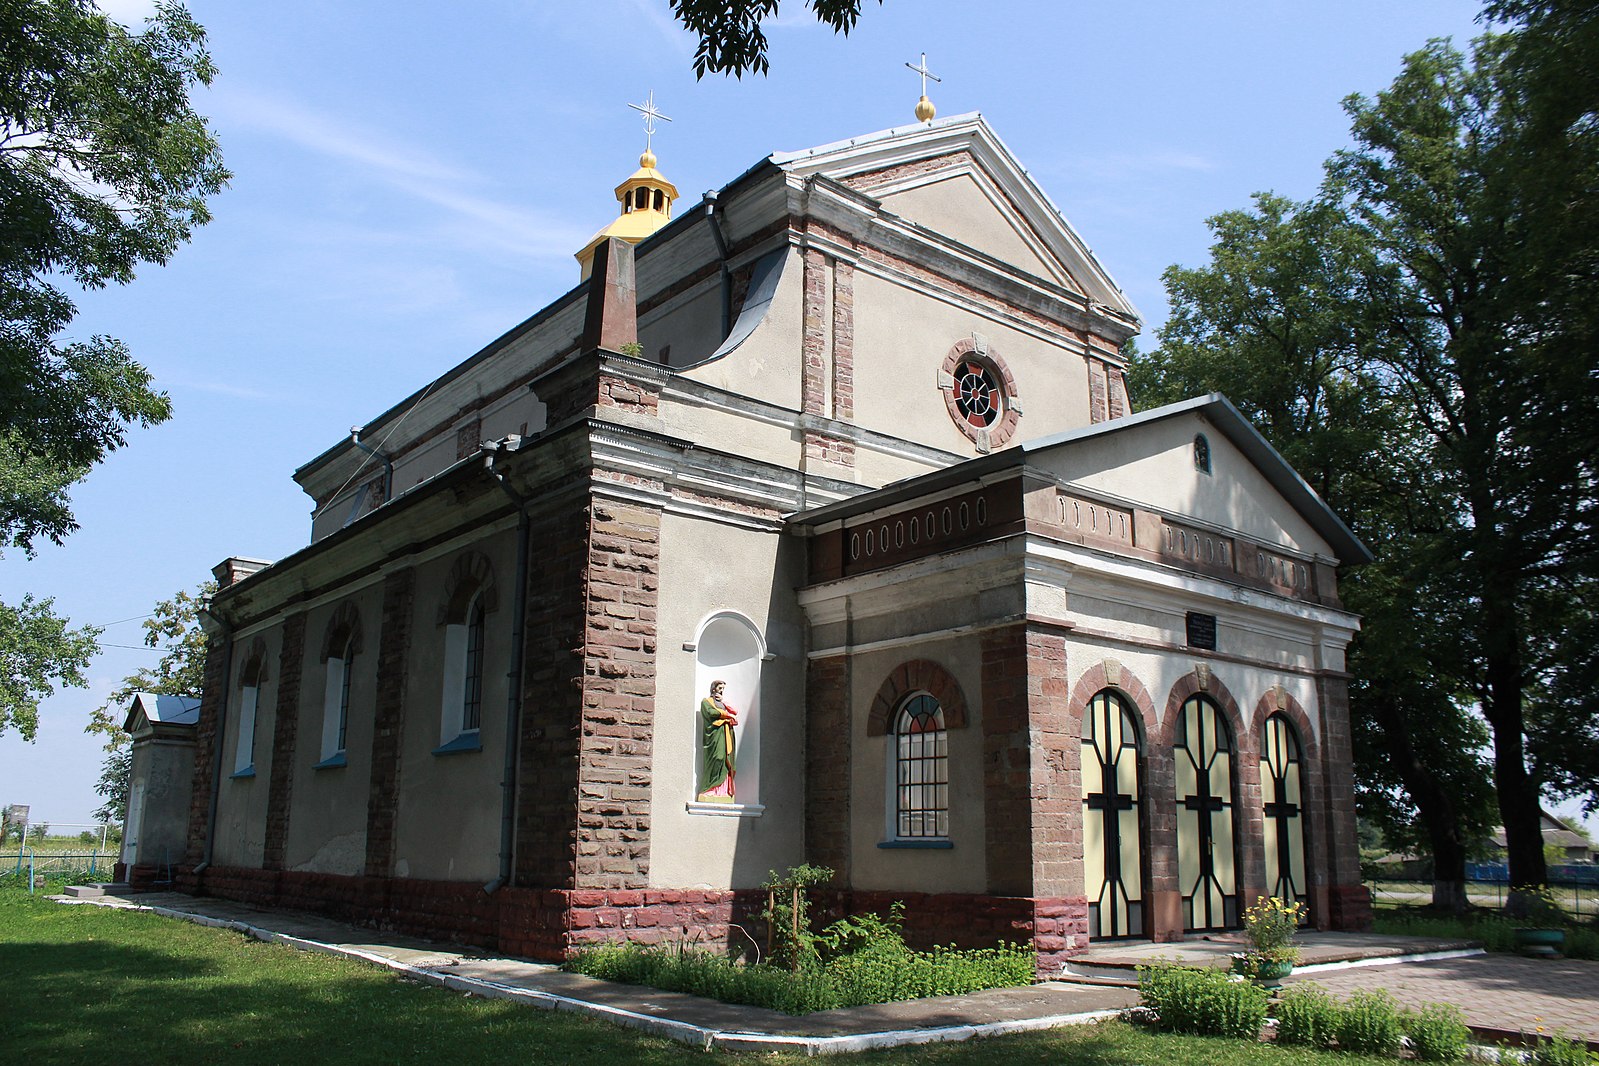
top-left (1260, 712), bottom-right (1309, 912)
top-left (1175, 693), bottom-right (1240, 931)
top-left (1081, 690), bottom-right (1145, 938)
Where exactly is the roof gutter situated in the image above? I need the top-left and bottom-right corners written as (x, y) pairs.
top-left (482, 440), bottom-right (530, 895)
top-left (193, 609), bottom-right (234, 879)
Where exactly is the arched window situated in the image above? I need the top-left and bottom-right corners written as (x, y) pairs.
top-left (1194, 433), bottom-right (1212, 475)
top-left (894, 694), bottom-right (948, 839)
top-left (233, 652), bottom-right (266, 777)
top-left (462, 597), bottom-right (485, 733)
top-left (318, 634), bottom-right (355, 767)
top-left (1260, 712), bottom-right (1309, 911)
top-left (1174, 693), bottom-right (1240, 931)
top-left (1082, 689), bottom-right (1145, 938)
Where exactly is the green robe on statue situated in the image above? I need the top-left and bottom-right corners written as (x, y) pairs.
top-left (698, 696), bottom-right (736, 800)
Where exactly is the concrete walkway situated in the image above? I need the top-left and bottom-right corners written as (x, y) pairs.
top-left (55, 891), bottom-right (1599, 1054)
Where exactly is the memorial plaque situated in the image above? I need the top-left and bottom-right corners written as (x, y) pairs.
top-left (1186, 612), bottom-right (1218, 651)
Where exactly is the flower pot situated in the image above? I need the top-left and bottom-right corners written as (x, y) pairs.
top-left (1514, 927), bottom-right (1566, 958)
top-left (1231, 954), bottom-right (1296, 988)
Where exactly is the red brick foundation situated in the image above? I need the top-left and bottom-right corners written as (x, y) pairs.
top-left (169, 867), bottom-right (1088, 974)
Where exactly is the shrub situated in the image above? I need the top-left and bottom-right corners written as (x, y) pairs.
top-left (1336, 989), bottom-right (1405, 1056)
top-left (1242, 895), bottom-right (1304, 959)
top-left (1275, 983), bottom-right (1341, 1049)
top-left (1403, 1002), bottom-right (1471, 1062)
top-left (1137, 962), bottom-right (1268, 1039)
top-left (1524, 1032), bottom-right (1599, 1066)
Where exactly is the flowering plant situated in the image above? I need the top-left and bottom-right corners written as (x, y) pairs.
top-left (1241, 896), bottom-right (1304, 964)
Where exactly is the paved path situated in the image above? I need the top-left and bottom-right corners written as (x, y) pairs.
top-left (55, 891), bottom-right (1599, 1054)
top-left (1286, 954), bottom-right (1599, 1047)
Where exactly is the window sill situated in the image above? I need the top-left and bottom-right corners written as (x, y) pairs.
top-left (312, 753), bottom-right (347, 770)
top-left (877, 838), bottom-right (953, 849)
top-left (432, 733), bottom-right (482, 756)
top-left (685, 801), bottom-right (765, 818)
top-left (229, 766), bottom-right (256, 779)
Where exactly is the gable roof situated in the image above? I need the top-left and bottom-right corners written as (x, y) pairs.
top-left (124, 692), bottom-right (202, 735)
top-left (790, 393), bottom-right (1372, 566)
top-left (771, 112), bottom-right (1141, 324)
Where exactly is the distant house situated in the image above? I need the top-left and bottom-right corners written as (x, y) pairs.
top-left (1487, 811), bottom-right (1594, 864)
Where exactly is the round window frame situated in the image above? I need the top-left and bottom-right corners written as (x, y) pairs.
top-left (941, 338), bottom-right (1021, 450)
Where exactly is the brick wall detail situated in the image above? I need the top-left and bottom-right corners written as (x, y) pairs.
top-left (1087, 359), bottom-right (1109, 423)
top-left (262, 613), bottom-right (306, 870)
top-left (805, 655), bottom-right (852, 882)
top-left (801, 249), bottom-right (828, 417)
top-left (573, 499), bottom-right (661, 889)
top-left (185, 634), bottom-right (229, 863)
top-left (831, 260), bottom-right (854, 421)
top-left (364, 567), bottom-right (415, 877)
top-left (980, 624), bottom-right (1079, 901)
top-left (1315, 673), bottom-right (1372, 930)
top-left (1107, 365), bottom-right (1127, 419)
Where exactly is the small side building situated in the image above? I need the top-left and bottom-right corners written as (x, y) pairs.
top-left (116, 692), bottom-right (202, 885)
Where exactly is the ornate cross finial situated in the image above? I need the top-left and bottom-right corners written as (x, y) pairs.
top-left (627, 91), bottom-right (672, 155)
top-left (905, 53), bottom-right (941, 123)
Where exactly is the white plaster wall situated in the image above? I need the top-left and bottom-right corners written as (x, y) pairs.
top-left (649, 512), bottom-right (806, 890)
top-left (390, 532), bottom-right (517, 884)
top-left (212, 627), bottom-right (280, 869)
top-left (846, 638), bottom-right (987, 894)
top-left (879, 174), bottom-right (1059, 284)
top-left (1041, 414), bottom-right (1335, 558)
top-left (656, 396), bottom-right (798, 470)
top-left (850, 271), bottom-right (1093, 455)
top-left (677, 247), bottom-right (806, 412)
top-left (283, 583), bottom-right (383, 875)
top-left (124, 737), bottom-right (194, 869)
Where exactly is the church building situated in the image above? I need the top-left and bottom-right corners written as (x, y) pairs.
top-left (154, 102), bottom-right (1373, 975)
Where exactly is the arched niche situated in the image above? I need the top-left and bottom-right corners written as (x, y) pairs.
top-left (689, 611), bottom-right (768, 812)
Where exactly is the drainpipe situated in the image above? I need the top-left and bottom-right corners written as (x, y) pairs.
top-left (194, 611), bottom-right (234, 879)
top-left (349, 426), bottom-right (394, 503)
top-left (704, 191), bottom-right (733, 338)
top-left (483, 441), bottom-right (530, 894)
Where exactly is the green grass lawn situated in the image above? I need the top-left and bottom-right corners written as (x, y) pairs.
top-left (0, 879), bottom-right (1398, 1066)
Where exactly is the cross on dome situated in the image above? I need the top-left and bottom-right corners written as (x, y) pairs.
top-left (905, 53), bottom-right (941, 123)
top-left (627, 91), bottom-right (672, 168)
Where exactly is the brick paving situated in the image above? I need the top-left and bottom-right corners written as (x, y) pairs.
top-left (1286, 954), bottom-right (1599, 1047)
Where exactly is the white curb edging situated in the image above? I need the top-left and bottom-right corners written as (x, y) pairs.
top-left (58, 896), bottom-right (1126, 1055)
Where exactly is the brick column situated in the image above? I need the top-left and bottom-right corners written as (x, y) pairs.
top-left (263, 613), bottom-right (306, 870)
top-left (517, 492), bottom-right (588, 889)
top-left (1316, 673), bottom-right (1372, 929)
top-left (1087, 359), bottom-right (1109, 423)
top-left (980, 622), bottom-right (1088, 974)
top-left (185, 632), bottom-right (229, 865)
top-left (831, 261), bottom-right (854, 421)
top-left (1235, 736), bottom-right (1269, 913)
top-left (805, 654), bottom-right (852, 883)
top-left (364, 567), bottom-right (415, 878)
top-left (801, 249), bottom-right (828, 417)
top-left (573, 499), bottom-right (660, 890)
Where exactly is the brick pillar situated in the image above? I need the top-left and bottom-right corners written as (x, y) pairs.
top-left (801, 249), bottom-right (828, 417)
top-left (980, 622), bottom-right (1088, 974)
top-left (185, 632), bottom-right (230, 864)
top-left (1235, 731), bottom-right (1269, 913)
top-left (364, 567), bottom-right (415, 878)
top-left (573, 499), bottom-right (660, 889)
top-left (1144, 733), bottom-right (1181, 941)
top-left (517, 489), bottom-right (589, 888)
top-left (805, 654), bottom-right (852, 883)
top-left (1106, 365), bottom-right (1127, 419)
top-left (1087, 359), bottom-right (1109, 423)
top-left (263, 612), bottom-right (306, 870)
top-left (831, 260), bottom-right (854, 421)
top-left (1316, 673), bottom-right (1372, 929)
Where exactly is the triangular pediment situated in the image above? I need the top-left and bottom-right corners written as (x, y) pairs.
top-left (772, 114), bottom-right (1140, 323)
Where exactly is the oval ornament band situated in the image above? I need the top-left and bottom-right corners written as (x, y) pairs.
top-left (938, 334), bottom-right (1021, 452)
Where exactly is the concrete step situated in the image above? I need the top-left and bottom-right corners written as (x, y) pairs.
top-left (62, 883), bottom-right (131, 898)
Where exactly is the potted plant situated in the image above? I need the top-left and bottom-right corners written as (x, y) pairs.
top-left (1511, 885), bottom-right (1567, 958)
top-left (1231, 895), bottom-right (1305, 988)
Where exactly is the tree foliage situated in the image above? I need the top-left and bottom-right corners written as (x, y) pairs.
top-left (1131, 19), bottom-right (1598, 894)
top-left (0, 594), bottom-right (99, 741)
top-left (667, 0), bottom-right (883, 77)
top-left (86, 582), bottom-right (212, 824)
top-left (2, 0), bottom-right (227, 551)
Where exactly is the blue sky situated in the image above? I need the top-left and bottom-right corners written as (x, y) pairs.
top-left (13, 0), bottom-right (1583, 839)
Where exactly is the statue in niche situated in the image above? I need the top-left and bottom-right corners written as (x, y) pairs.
top-left (697, 679), bottom-right (738, 802)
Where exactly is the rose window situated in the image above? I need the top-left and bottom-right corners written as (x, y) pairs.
top-left (953, 358), bottom-right (1002, 428)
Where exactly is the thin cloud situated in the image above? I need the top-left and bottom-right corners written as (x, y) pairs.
top-left (620, 0), bottom-right (697, 57)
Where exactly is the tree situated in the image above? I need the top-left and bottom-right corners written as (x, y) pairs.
top-left (1127, 194), bottom-right (1498, 910)
top-left (0, 593), bottom-right (99, 740)
top-left (1133, 21), bottom-right (1599, 898)
top-left (667, 0), bottom-right (883, 77)
top-left (86, 582), bottom-right (212, 825)
top-left (2, 1), bottom-right (226, 738)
